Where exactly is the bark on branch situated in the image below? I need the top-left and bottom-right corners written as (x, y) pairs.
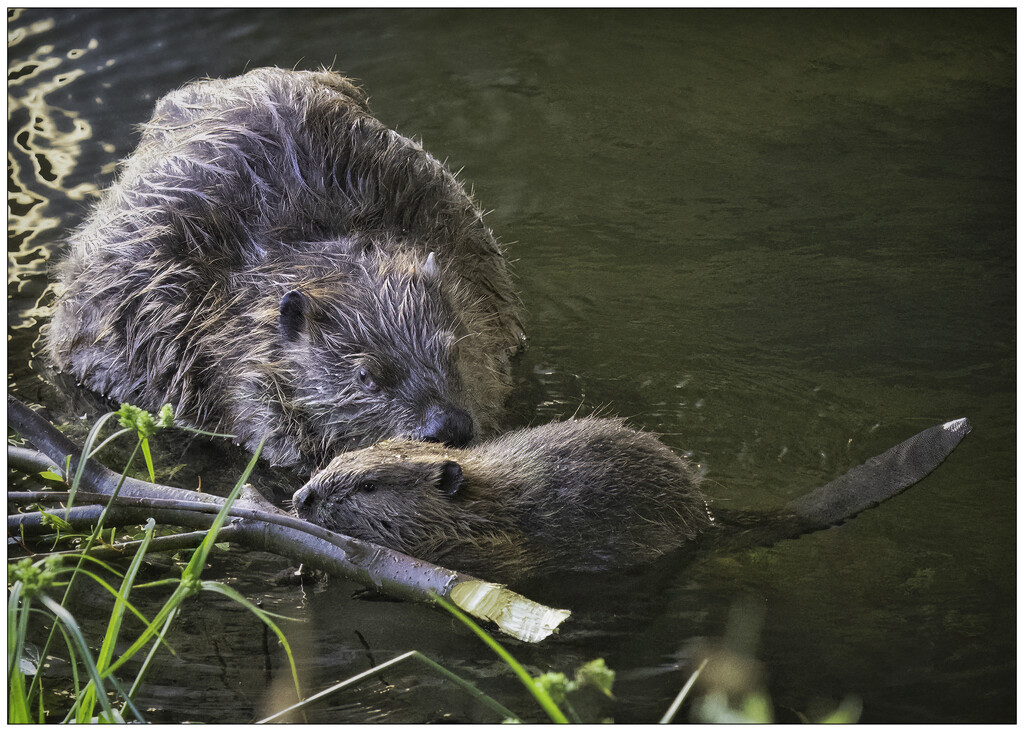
top-left (7, 395), bottom-right (570, 643)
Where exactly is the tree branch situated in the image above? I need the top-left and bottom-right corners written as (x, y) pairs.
top-left (7, 396), bottom-right (570, 643)
top-left (10, 525), bottom-right (221, 562)
top-left (8, 445), bottom-right (63, 477)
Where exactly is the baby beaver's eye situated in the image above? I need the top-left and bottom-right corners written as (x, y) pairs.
top-left (356, 367), bottom-right (380, 393)
top-left (359, 481), bottom-right (376, 493)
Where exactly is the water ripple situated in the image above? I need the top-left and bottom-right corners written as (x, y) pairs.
top-left (8, 13), bottom-right (99, 317)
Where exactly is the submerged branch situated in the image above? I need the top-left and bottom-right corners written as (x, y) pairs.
top-left (8, 445), bottom-right (63, 476)
top-left (7, 396), bottom-right (570, 643)
top-left (8, 523), bottom-right (220, 562)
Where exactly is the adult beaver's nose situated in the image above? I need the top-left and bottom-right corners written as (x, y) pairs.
top-left (422, 406), bottom-right (474, 448)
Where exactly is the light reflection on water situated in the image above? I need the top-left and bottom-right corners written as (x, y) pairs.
top-left (6, 7), bottom-right (1015, 724)
top-left (8, 12), bottom-right (98, 329)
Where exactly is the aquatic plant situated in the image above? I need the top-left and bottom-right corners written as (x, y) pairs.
top-left (7, 403), bottom-right (299, 723)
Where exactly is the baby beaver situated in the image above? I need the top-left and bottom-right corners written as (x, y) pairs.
top-left (293, 415), bottom-right (971, 583)
top-left (293, 417), bottom-right (712, 581)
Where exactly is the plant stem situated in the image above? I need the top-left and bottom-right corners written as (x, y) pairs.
top-left (433, 595), bottom-right (569, 723)
top-left (659, 658), bottom-right (708, 724)
top-left (257, 649), bottom-right (522, 724)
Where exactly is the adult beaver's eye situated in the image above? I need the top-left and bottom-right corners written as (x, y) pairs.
top-left (357, 367), bottom-right (379, 393)
top-left (359, 481), bottom-right (376, 493)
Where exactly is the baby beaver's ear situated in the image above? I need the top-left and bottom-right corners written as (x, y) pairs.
top-left (436, 460), bottom-right (464, 498)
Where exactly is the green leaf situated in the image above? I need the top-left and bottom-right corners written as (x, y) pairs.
top-left (574, 658), bottom-right (615, 698)
top-left (533, 672), bottom-right (570, 705)
top-left (8, 666), bottom-right (30, 724)
top-left (39, 470), bottom-right (64, 482)
top-left (38, 510), bottom-right (73, 533)
top-left (104, 439), bottom-right (265, 679)
top-left (181, 440), bottom-right (263, 576)
top-left (117, 404), bottom-right (159, 440)
top-left (76, 520), bottom-right (159, 719)
top-left (157, 404), bottom-right (174, 429)
top-left (140, 437), bottom-right (155, 482)
top-left (38, 594), bottom-right (118, 724)
top-left (8, 583), bottom-right (31, 724)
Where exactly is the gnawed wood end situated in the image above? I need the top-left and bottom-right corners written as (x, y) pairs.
top-left (450, 579), bottom-right (571, 643)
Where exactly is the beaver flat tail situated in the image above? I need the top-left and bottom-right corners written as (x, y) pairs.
top-left (708, 419), bottom-right (972, 553)
top-left (786, 418), bottom-right (972, 528)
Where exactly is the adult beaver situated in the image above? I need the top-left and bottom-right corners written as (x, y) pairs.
top-left (46, 68), bottom-right (523, 471)
top-left (292, 415), bottom-right (971, 583)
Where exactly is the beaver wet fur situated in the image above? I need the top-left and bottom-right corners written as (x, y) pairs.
top-left (46, 68), bottom-right (523, 471)
top-left (292, 416), bottom-right (714, 581)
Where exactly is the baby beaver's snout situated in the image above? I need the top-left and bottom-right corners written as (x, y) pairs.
top-left (291, 483), bottom-right (316, 517)
top-left (290, 444), bottom-right (471, 557)
top-left (291, 479), bottom-right (331, 527)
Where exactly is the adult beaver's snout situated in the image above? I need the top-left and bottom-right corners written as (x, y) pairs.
top-left (421, 406), bottom-right (474, 448)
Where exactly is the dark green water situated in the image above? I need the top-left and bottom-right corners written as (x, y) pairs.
top-left (7, 8), bottom-right (1015, 723)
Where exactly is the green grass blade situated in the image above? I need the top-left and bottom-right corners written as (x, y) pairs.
top-left (8, 589), bottom-right (43, 722)
top-left (27, 433), bottom-right (142, 709)
top-left (182, 438), bottom-right (264, 576)
top-left (69, 411), bottom-right (120, 504)
top-left (102, 582), bottom-right (187, 677)
top-left (7, 582), bottom-right (27, 680)
top-left (49, 604), bottom-right (144, 723)
top-left (106, 439), bottom-right (264, 677)
top-left (35, 673), bottom-right (46, 723)
top-left (200, 581), bottom-right (302, 707)
top-left (38, 594), bottom-right (117, 723)
top-left (132, 578), bottom-right (186, 591)
top-left (123, 605), bottom-right (180, 707)
top-left (77, 519), bottom-right (158, 718)
top-left (257, 650), bottom-right (416, 724)
top-left (8, 667), bottom-right (30, 723)
top-left (51, 568), bottom-right (155, 632)
top-left (51, 618), bottom-right (83, 724)
top-left (140, 437), bottom-right (155, 482)
top-left (659, 658), bottom-right (708, 724)
top-left (84, 427), bottom-right (134, 465)
top-left (51, 551), bottom-right (125, 580)
top-left (410, 651), bottom-right (522, 722)
top-left (432, 594), bottom-right (568, 723)
top-left (257, 650), bottom-right (521, 724)
top-left (100, 518), bottom-right (157, 669)
top-left (177, 425), bottom-right (237, 438)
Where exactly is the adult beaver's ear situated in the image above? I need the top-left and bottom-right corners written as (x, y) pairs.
top-left (279, 290), bottom-right (307, 341)
top-left (436, 460), bottom-right (464, 498)
top-left (409, 251), bottom-right (441, 283)
top-left (422, 251), bottom-right (440, 280)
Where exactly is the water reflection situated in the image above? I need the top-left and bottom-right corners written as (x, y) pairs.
top-left (8, 9), bottom-right (98, 319)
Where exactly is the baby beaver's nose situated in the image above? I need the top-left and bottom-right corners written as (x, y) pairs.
top-left (292, 485), bottom-right (315, 515)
